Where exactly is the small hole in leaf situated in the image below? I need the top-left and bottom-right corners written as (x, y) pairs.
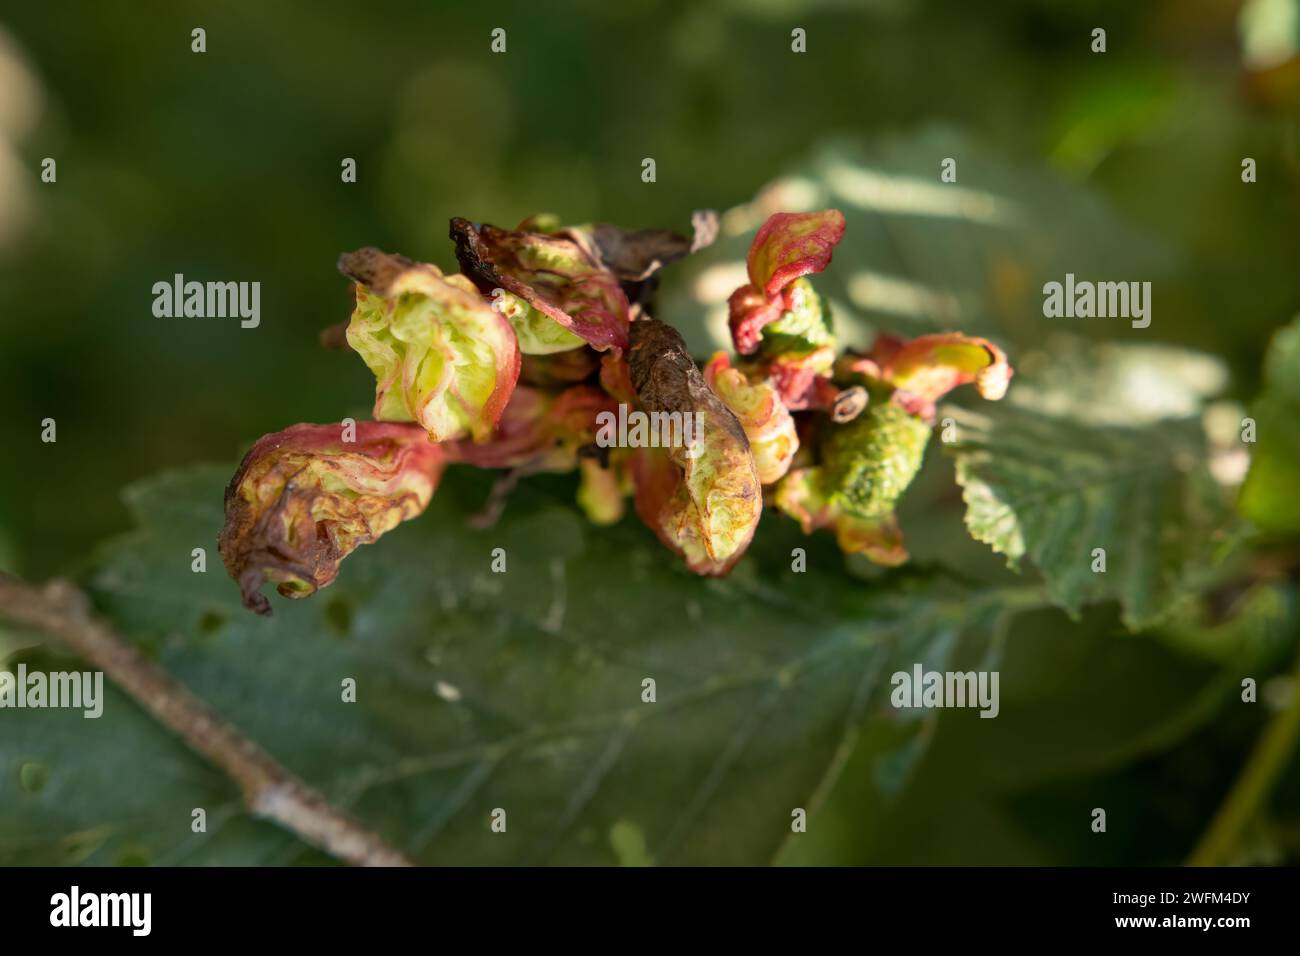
top-left (18, 761), bottom-right (49, 793)
top-left (116, 846), bottom-right (151, 867)
top-left (325, 597), bottom-right (353, 637)
top-left (197, 610), bottom-right (225, 635)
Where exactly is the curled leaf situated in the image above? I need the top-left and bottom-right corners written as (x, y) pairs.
top-left (449, 384), bottom-right (617, 473)
top-left (219, 422), bottom-right (445, 615)
top-left (740, 275), bottom-right (840, 409)
top-left (339, 248), bottom-right (520, 443)
top-left (726, 284), bottom-right (787, 355)
top-left (729, 210), bottom-right (846, 354)
top-left (491, 289), bottom-right (587, 355)
top-left (774, 467), bottom-right (908, 565)
top-left (754, 278), bottom-right (835, 356)
top-left (450, 218), bottom-right (631, 352)
top-left (518, 210), bottom-right (718, 296)
top-left (755, 344), bottom-right (839, 411)
top-left (748, 210), bottom-right (847, 298)
top-left (837, 332), bottom-right (1013, 422)
top-left (566, 210), bottom-right (718, 283)
top-left (703, 352), bottom-right (798, 484)
top-left (629, 319), bottom-right (762, 574)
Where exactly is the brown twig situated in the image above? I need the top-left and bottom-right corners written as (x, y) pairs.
top-left (0, 573), bottom-right (413, 867)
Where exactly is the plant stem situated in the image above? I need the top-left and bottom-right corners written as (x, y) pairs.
top-left (0, 573), bottom-right (412, 867)
top-left (1188, 641), bottom-right (1300, 866)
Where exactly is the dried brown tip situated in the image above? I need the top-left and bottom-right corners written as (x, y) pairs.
top-left (830, 386), bottom-right (869, 423)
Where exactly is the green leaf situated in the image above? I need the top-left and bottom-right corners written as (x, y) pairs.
top-left (780, 601), bottom-right (1274, 865)
top-left (502, 297), bottom-right (587, 355)
top-left (1239, 315), bottom-right (1300, 534)
top-left (340, 251), bottom-right (520, 443)
top-left (946, 340), bottom-right (1239, 630)
top-left (1, 464), bottom-right (1022, 866)
top-left (657, 127), bottom-right (1177, 358)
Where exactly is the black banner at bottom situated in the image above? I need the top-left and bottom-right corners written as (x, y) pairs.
top-left (0, 865), bottom-right (1287, 941)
